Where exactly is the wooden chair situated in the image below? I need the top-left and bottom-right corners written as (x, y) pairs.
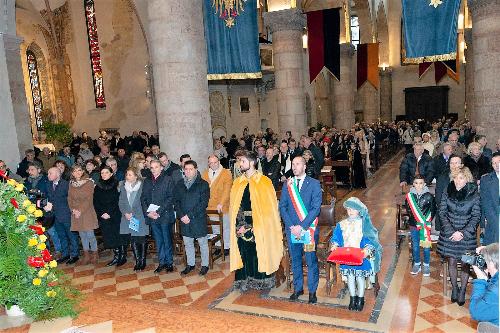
top-left (206, 209), bottom-right (225, 269)
top-left (319, 167), bottom-right (337, 205)
top-left (331, 160), bottom-right (353, 190)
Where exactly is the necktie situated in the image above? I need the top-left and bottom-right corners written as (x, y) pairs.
top-left (53, 183), bottom-right (57, 191)
top-left (212, 171), bottom-right (216, 177)
top-left (296, 178), bottom-right (301, 190)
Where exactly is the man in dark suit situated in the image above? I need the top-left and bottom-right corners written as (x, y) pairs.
top-left (433, 143), bottom-right (453, 178)
top-left (278, 141), bottom-right (292, 181)
top-left (480, 152), bottom-right (500, 245)
top-left (303, 136), bottom-right (324, 176)
top-left (261, 148), bottom-right (281, 189)
top-left (141, 159), bottom-right (176, 273)
top-left (44, 167), bottom-right (80, 264)
top-left (279, 156), bottom-right (322, 304)
top-left (400, 143), bottom-right (435, 187)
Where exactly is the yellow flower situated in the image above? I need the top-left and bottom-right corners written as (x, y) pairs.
top-left (32, 278), bottom-right (41, 286)
top-left (15, 184), bottom-right (24, 192)
top-left (28, 238), bottom-right (38, 247)
top-left (34, 210), bottom-right (43, 218)
top-left (22, 200), bottom-right (32, 208)
top-left (48, 260), bottom-right (57, 268)
top-left (26, 205), bottom-right (36, 214)
top-left (38, 269), bottom-right (48, 278)
top-left (17, 215), bottom-right (27, 223)
top-left (7, 179), bottom-right (17, 186)
top-left (39, 235), bottom-right (47, 243)
top-left (46, 290), bottom-right (57, 298)
top-left (37, 243), bottom-right (46, 250)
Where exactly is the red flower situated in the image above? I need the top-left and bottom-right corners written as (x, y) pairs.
top-left (47, 281), bottom-right (58, 287)
top-left (41, 249), bottom-right (52, 262)
top-left (27, 256), bottom-right (45, 268)
top-left (0, 170), bottom-right (6, 179)
top-left (10, 198), bottom-right (19, 209)
top-left (29, 224), bottom-right (44, 235)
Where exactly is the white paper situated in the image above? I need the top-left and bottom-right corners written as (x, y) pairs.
top-left (147, 204), bottom-right (160, 213)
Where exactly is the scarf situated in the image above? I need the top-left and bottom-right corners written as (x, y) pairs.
top-left (70, 178), bottom-right (90, 188)
top-left (124, 181), bottom-right (141, 204)
top-left (28, 175), bottom-right (42, 189)
top-left (184, 176), bottom-right (196, 189)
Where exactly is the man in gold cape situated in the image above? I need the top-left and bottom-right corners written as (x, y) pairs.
top-left (229, 151), bottom-right (283, 291)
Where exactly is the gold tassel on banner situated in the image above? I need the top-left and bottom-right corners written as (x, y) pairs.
top-left (213, 0), bottom-right (246, 28)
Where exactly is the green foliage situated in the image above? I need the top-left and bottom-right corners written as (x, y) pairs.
top-left (42, 121), bottom-right (72, 147)
top-left (0, 178), bottom-right (81, 320)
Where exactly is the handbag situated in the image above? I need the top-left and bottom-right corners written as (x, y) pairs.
top-left (327, 247), bottom-right (364, 266)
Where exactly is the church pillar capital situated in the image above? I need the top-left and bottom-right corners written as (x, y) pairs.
top-left (263, 8), bottom-right (306, 33)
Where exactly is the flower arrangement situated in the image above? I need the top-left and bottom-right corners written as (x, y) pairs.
top-left (0, 171), bottom-right (80, 320)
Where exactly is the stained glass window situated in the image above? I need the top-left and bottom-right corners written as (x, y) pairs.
top-left (27, 50), bottom-right (44, 130)
top-left (84, 0), bottom-right (106, 108)
top-left (351, 15), bottom-right (360, 49)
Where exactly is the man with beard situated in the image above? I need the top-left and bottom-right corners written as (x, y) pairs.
top-left (229, 151), bottom-right (283, 291)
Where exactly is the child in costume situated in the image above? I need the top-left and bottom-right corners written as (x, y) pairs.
top-left (404, 175), bottom-right (435, 277)
top-left (330, 197), bottom-right (382, 311)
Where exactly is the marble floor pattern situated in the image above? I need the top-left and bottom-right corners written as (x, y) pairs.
top-left (0, 152), bottom-right (479, 332)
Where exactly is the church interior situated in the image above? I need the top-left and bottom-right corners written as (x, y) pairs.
top-left (0, 0), bottom-right (498, 332)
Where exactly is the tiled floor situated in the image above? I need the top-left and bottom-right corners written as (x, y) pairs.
top-left (0, 152), bottom-right (480, 332)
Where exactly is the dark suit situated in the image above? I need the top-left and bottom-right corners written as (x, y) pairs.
top-left (262, 157), bottom-right (281, 189)
top-left (306, 144), bottom-right (324, 176)
top-left (480, 172), bottom-right (499, 245)
top-left (47, 179), bottom-right (79, 258)
top-left (433, 154), bottom-right (450, 178)
top-left (279, 176), bottom-right (322, 294)
top-left (141, 172), bottom-right (175, 266)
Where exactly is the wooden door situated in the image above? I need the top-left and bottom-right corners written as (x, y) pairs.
top-left (404, 86), bottom-right (449, 121)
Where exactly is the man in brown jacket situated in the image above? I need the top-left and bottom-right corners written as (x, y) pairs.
top-left (201, 155), bottom-right (232, 255)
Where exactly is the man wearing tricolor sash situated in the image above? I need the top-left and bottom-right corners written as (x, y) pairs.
top-left (405, 175), bottom-right (436, 277)
top-left (279, 156), bottom-right (322, 304)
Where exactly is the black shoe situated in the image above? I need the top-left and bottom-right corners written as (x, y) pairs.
top-left (355, 296), bottom-right (365, 311)
top-left (214, 249), bottom-right (222, 256)
top-left (116, 245), bottom-right (127, 267)
top-left (457, 288), bottom-right (466, 306)
top-left (289, 290), bottom-right (304, 301)
top-left (165, 264), bottom-right (174, 273)
top-left (181, 265), bottom-right (195, 275)
top-left (106, 248), bottom-right (120, 266)
top-left (66, 256), bottom-right (79, 265)
top-left (57, 256), bottom-right (70, 264)
top-left (224, 249), bottom-right (230, 256)
top-left (350, 296), bottom-right (359, 311)
top-left (348, 296), bottom-right (356, 310)
top-left (451, 286), bottom-right (459, 303)
top-left (154, 264), bottom-right (166, 274)
top-left (199, 266), bottom-right (209, 276)
top-left (308, 292), bottom-right (317, 304)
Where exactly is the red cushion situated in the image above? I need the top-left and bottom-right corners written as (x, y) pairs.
top-left (327, 247), bottom-right (364, 266)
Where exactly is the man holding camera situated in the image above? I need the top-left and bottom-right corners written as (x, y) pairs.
top-left (24, 162), bottom-right (61, 257)
top-left (469, 243), bottom-right (499, 327)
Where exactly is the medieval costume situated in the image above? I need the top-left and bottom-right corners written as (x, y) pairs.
top-left (331, 197), bottom-right (382, 311)
top-left (229, 172), bottom-right (283, 291)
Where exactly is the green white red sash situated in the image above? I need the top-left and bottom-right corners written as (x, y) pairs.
top-left (406, 192), bottom-right (432, 248)
top-left (288, 178), bottom-right (318, 252)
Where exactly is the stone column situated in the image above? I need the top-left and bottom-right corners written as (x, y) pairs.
top-left (0, 33), bottom-right (34, 169)
top-left (468, 0), bottom-right (500, 144)
top-left (264, 9), bottom-right (306, 138)
top-left (464, 28), bottom-right (475, 124)
top-left (360, 84), bottom-right (379, 124)
top-left (147, 0), bottom-right (212, 168)
top-left (333, 43), bottom-right (355, 129)
top-left (379, 67), bottom-right (393, 121)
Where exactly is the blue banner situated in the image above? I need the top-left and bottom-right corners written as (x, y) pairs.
top-left (402, 0), bottom-right (461, 63)
top-left (203, 0), bottom-right (262, 79)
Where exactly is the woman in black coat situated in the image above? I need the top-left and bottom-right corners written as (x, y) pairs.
top-left (463, 142), bottom-right (492, 182)
top-left (437, 167), bottom-right (481, 306)
top-left (303, 150), bottom-right (318, 179)
top-left (93, 166), bottom-right (128, 266)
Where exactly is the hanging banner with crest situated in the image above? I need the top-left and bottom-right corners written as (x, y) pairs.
top-left (204, 0), bottom-right (262, 80)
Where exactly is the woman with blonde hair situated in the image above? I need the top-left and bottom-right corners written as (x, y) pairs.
top-left (68, 165), bottom-right (99, 264)
top-left (463, 141), bottom-right (492, 182)
top-left (437, 166), bottom-right (481, 306)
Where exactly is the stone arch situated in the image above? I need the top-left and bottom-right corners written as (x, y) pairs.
top-left (26, 42), bottom-right (55, 127)
top-left (376, 2), bottom-right (389, 65)
top-left (209, 91), bottom-right (227, 140)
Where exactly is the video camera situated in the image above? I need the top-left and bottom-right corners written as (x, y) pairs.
top-left (461, 252), bottom-right (486, 270)
top-left (27, 189), bottom-right (48, 209)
